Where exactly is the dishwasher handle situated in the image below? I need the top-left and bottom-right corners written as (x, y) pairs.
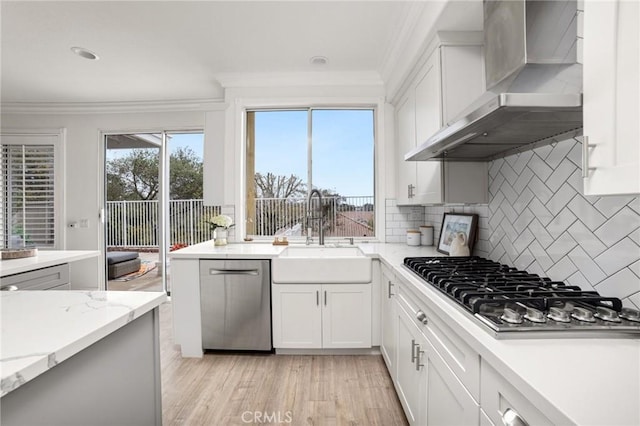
top-left (208, 269), bottom-right (260, 276)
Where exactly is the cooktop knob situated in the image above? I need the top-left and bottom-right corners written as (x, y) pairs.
top-left (619, 307), bottom-right (640, 322)
top-left (524, 307), bottom-right (546, 323)
top-left (547, 306), bottom-right (572, 323)
top-left (500, 307), bottom-right (523, 324)
top-left (592, 306), bottom-right (621, 322)
top-left (571, 306), bottom-right (596, 323)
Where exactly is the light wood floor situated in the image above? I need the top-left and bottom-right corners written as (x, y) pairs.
top-left (159, 302), bottom-right (408, 426)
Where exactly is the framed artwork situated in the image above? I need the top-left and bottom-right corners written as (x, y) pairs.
top-left (437, 213), bottom-right (479, 255)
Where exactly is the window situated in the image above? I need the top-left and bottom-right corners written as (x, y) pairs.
top-left (246, 108), bottom-right (375, 239)
top-left (1, 131), bottom-right (63, 249)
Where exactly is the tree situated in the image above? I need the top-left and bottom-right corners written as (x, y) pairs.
top-left (253, 173), bottom-right (306, 235)
top-left (254, 172), bottom-right (306, 198)
top-left (106, 147), bottom-right (203, 201)
top-left (169, 147), bottom-right (203, 200)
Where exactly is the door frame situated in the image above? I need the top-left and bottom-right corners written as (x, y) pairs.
top-left (99, 127), bottom-right (201, 292)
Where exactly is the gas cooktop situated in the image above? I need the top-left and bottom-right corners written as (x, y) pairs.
top-left (403, 256), bottom-right (640, 338)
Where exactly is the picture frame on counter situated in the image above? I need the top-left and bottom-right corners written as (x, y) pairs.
top-left (437, 213), bottom-right (478, 255)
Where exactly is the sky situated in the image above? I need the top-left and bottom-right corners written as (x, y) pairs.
top-left (254, 109), bottom-right (374, 197)
top-left (105, 110), bottom-right (375, 198)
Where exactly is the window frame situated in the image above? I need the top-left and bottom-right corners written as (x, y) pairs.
top-left (0, 128), bottom-right (66, 250)
top-left (245, 106), bottom-right (377, 241)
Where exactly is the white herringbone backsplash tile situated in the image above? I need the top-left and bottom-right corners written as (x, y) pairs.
top-left (424, 137), bottom-right (640, 309)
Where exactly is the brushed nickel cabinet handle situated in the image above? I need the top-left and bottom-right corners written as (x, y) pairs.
top-left (411, 339), bottom-right (419, 363)
top-left (582, 135), bottom-right (596, 178)
top-left (415, 346), bottom-right (424, 371)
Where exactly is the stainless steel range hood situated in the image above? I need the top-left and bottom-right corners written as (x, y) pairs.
top-left (406, 0), bottom-right (582, 162)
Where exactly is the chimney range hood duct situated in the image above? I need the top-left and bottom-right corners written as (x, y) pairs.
top-left (406, 0), bottom-right (582, 162)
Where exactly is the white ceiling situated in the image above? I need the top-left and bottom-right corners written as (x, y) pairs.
top-left (1, 1), bottom-right (482, 104)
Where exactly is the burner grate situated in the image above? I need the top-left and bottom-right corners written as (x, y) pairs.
top-left (403, 256), bottom-right (640, 336)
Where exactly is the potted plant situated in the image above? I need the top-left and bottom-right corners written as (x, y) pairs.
top-left (206, 214), bottom-right (234, 246)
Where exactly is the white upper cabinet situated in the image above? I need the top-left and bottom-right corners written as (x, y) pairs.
top-left (583, 0), bottom-right (640, 195)
top-left (395, 33), bottom-right (488, 205)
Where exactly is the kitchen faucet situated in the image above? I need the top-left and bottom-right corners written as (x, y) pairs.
top-left (306, 189), bottom-right (324, 245)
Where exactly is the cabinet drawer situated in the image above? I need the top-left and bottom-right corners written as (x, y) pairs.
top-left (2, 264), bottom-right (70, 291)
top-left (398, 279), bottom-right (480, 401)
top-left (481, 360), bottom-right (560, 426)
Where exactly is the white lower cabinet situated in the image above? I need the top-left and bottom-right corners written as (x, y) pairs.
top-left (396, 303), bottom-right (427, 425)
top-left (380, 263), bottom-right (398, 379)
top-left (424, 339), bottom-right (478, 426)
top-left (272, 283), bottom-right (371, 349)
top-left (480, 408), bottom-right (495, 426)
top-left (396, 290), bottom-right (478, 426)
top-left (481, 360), bottom-right (561, 426)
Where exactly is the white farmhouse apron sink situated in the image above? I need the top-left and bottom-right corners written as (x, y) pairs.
top-left (272, 246), bottom-right (372, 283)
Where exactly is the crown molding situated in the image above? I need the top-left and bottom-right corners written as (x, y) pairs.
top-left (1, 98), bottom-right (226, 114)
top-left (215, 71), bottom-right (384, 89)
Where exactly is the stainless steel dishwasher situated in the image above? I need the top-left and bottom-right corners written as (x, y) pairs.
top-left (199, 259), bottom-right (272, 351)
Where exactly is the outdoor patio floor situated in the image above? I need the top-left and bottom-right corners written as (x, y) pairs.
top-left (107, 251), bottom-right (166, 292)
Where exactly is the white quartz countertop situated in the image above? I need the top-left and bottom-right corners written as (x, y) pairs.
top-left (170, 241), bottom-right (640, 424)
top-left (0, 250), bottom-right (100, 277)
top-left (0, 290), bottom-right (166, 397)
top-left (169, 240), bottom-right (286, 258)
top-left (168, 240), bottom-right (442, 260)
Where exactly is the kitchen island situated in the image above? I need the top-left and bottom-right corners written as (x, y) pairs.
top-left (0, 249), bottom-right (99, 277)
top-left (0, 290), bottom-right (166, 426)
top-left (171, 241), bottom-right (640, 425)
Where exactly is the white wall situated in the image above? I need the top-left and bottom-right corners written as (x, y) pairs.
top-left (1, 107), bottom-right (211, 288)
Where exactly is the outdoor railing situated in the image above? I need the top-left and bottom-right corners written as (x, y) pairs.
top-left (253, 195), bottom-right (374, 237)
top-left (106, 199), bottom-right (220, 248)
top-left (106, 196), bottom-right (374, 248)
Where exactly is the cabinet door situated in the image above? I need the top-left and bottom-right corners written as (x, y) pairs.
top-left (322, 284), bottom-right (372, 348)
top-left (396, 304), bottom-right (427, 426)
top-left (414, 49), bottom-right (444, 204)
top-left (396, 92), bottom-right (417, 205)
top-left (272, 284), bottom-right (322, 348)
top-left (425, 339), bottom-right (479, 426)
top-left (481, 360), bottom-right (563, 425)
top-left (583, 0), bottom-right (640, 195)
top-left (380, 265), bottom-right (397, 378)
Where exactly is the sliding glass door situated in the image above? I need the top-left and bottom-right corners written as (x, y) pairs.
top-left (103, 131), bottom-right (204, 293)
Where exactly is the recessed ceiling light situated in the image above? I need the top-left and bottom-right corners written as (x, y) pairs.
top-left (71, 46), bottom-right (99, 60)
top-left (310, 56), bottom-right (328, 66)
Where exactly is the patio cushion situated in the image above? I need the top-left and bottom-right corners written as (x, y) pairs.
top-left (106, 251), bottom-right (139, 265)
top-left (108, 258), bottom-right (141, 279)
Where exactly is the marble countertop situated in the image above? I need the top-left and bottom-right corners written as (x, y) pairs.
top-left (0, 250), bottom-right (100, 277)
top-left (0, 290), bottom-right (166, 397)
